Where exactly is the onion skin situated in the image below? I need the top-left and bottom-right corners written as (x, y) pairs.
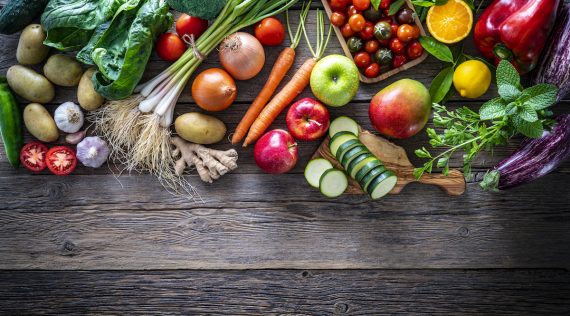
top-left (219, 32), bottom-right (265, 80)
top-left (191, 68), bottom-right (237, 112)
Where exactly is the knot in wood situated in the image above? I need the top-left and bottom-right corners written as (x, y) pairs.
top-left (61, 240), bottom-right (77, 256)
top-left (458, 226), bottom-right (470, 237)
top-left (333, 302), bottom-right (349, 314)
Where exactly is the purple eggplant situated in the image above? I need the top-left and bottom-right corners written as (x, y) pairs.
top-left (480, 115), bottom-right (570, 191)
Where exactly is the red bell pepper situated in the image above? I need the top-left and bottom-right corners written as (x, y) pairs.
top-left (473, 0), bottom-right (560, 74)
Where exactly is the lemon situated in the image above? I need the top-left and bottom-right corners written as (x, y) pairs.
top-left (452, 60), bottom-right (492, 99)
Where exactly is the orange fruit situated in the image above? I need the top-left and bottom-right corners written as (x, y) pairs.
top-left (426, 0), bottom-right (473, 44)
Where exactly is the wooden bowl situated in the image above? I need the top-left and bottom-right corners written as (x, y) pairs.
top-left (321, 0), bottom-right (428, 84)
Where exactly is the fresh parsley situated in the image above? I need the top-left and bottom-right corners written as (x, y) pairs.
top-left (414, 60), bottom-right (558, 180)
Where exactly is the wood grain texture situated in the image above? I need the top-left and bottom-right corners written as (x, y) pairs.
top-left (0, 269), bottom-right (568, 315)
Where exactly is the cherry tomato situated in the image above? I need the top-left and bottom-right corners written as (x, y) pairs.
top-left (354, 51), bottom-right (372, 68)
top-left (330, 11), bottom-right (347, 27)
top-left (396, 8), bottom-right (415, 24)
top-left (176, 14), bottom-right (208, 41)
top-left (330, 0), bottom-right (348, 11)
top-left (365, 39), bottom-right (380, 53)
top-left (347, 5), bottom-right (360, 16)
top-left (348, 14), bottom-right (365, 32)
top-left (20, 142), bottom-right (48, 172)
top-left (411, 25), bottom-right (421, 39)
top-left (397, 24), bottom-right (415, 42)
top-left (347, 37), bottom-right (364, 53)
top-left (374, 21), bottom-right (392, 40)
top-left (389, 37), bottom-right (405, 54)
top-left (379, 0), bottom-right (391, 9)
top-left (406, 40), bottom-right (424, 59)
top-left (341, 23), bottom-right (356, 38)
top-left (353, 0), bottom-right (371, 11)
top-left (363, 7), bottom-right (382, 22)
top-left (359, 22), bottom-right (375, 40)
top-left (255, 17), bottom-right (286, 46)
top-left (375, 48), bottom-right (393, 67)
top-left (392, 54), bottom-right (407, 68)
top-left (378, 38), bottom-right (390, 47)
top-left (46, 146), bottom-right (77, 176)
top-left (390, 23), bottom-right (399, 38)
top-left (156, 33), bottom-right (186, 62)
top-left (364, 63), bottom-right (380, 78)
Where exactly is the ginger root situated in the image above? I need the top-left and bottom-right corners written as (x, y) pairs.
top-left (171, 136), bottom-right (238, 183)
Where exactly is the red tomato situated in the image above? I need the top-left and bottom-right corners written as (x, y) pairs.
top-left (341, 23), bottom-right (356, 38)
top-left (397, 24), bottom-right (415, 42)
top-left (347, 5), bottom-right (360, 16)
top-left (407, 40), bottom-right (424, 59)
top-left (330, 0), bottom-right (348, 11)
top-left (365, 39), bottom-right (380, 53)
top-left (353, 0), bottom-right (371, 11)
top-left (389, 38), bottom-right (405, 54)
top-left (354, 51), bottom-right (372, 68)
top-left (411, 25), bottom-right (421, 39)
top-left (20, 142), bottom-right (48, 172)
top-left (156, 33), bottom-right (186, 62)
top-left (364, 63), bottom-right (380, 78)
top-left (392, 54), bottom-right (407, 68)
top-left (378, 38), bottom-right (390, 47)
top-left (175, 14), bottom-right (208, 40)
top-left (348, 14), bottom-right (365, 32)
top-left (330, 11), bottom-right (347, 27)
top-left (255, 17), bottom-right (286, 46)
top-left (359, 22), bottom-right (375, 40)
top-left (390, 23), bottom-right (399, 38)
top-left (46, 146), bottom-right (77, 176)
top-left (379, 0), bottom-right (391, 9)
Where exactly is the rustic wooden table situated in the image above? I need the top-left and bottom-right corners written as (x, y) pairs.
top-left (1, 1), bottom-right (569, 314)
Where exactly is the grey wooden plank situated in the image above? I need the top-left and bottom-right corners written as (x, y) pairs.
top-left (0, 269), bottom-right (568, 315)
top-left (0, 173), bottom-right (568, 270)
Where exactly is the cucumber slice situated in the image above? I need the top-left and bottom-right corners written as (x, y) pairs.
top-left (348, 154), bottom-right (377, 179)
top-left (304, 158), bottom-right (333, 188)
top-left (334, 139), bottom-right (361, 161)
top-left (341, 147), bottom-right (371, 168)
top-left (360, 166), bottom-right (392, 192)
top-left (329, 116), bottom-right (359, 138)
top-left (319, 168), bottom-right (348, 198)
top-left (355, 161), bottom-right (385, 183)
top-left (367, 170), bottom-right (398, 200)
top-left (329, 132), bottom-right (358, 157)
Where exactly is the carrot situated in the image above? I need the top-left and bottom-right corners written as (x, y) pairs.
top-left (243, 8), bottom-right (332, 147)
top-left (231, 4), bottom-right (310, 145)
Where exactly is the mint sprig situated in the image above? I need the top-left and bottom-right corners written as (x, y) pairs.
top-left (414, 60), bottom-right (558, 179)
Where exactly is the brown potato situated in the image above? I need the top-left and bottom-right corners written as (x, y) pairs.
top-left (43, 54), bottom-right (83, 87)
top-left (16, 24), bottom-right (49, 65)
top-left (175, 112), bottom-right (227, 145)
top-left (6, 65), bottom-right (54, 103)
top-left (23, 103), bottom-right (59, 142)
top-left (77, 68), bottom-right (104, 111)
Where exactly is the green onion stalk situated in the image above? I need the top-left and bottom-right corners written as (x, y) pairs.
top-left (90, 0), bottom-right (299, 197)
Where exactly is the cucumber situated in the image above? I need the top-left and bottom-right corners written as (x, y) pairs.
top-left (0, 0), bottom-right (49, 34)
top-left (319, 168), bottom-right (348, 198)
top-left (360, 166), bottom-right (391, 192)
top-left (341, 147), bottom-right (370, 168)
top-left (367, 170), bottom-right (398, 200)
top-left (304, 158), bottom-right (333, 188)
top-left (336, 142), bottom-right (365, 163)
top-left (329, 116), bottom-right (359, 138)
top-left (0, 77), bottom-right (22, 167)
top-left (347, 154), bottom-right (377, 179)
top-left (355, 160), bottom-right (385, 183)
top-left (334, 139), bottom-right (361, 160)
top-left (329, 131), bottom-right (358, 157)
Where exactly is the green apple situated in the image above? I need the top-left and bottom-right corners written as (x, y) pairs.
top-left (310, 55), bottom-right (360, 107)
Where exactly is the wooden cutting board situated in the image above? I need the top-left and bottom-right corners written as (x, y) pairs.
top-left (311, 130), bottom-right (466, 196)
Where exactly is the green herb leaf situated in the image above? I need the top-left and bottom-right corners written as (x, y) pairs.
top-left (413, 166), bottom-right (427, 180)
top-left (462, 0), bottom-right (474, 9)
top-left (389, 0), bottom-right (405, 15)
top-left (479, 97), bottom-right (506, 120)
top-left (429, 66), bottom-right (454, 103)
top-left (412, 0), bottom-right (436, 7)
top-left (419, 36), bottom-right (454, 63)
top-left (520, 83), bottom-right (558, 110)
top-left (498, 84), bottom-right (521, 101)
top-left (512, 116), bottom-right (543, 138)
top-left (496, 60), bottom-right (520, 88)
top-left (435, 0), bottom-right (449, 5)
top-left (414, 147), bottom-right (432, 158)
top-left (517, 104), bottom-right (539, 122)
top-left (371, 0), bottom-right (382, 10)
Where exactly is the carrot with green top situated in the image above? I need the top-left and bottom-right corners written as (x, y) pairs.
top-left (243, 8), bottom-right (332, 147)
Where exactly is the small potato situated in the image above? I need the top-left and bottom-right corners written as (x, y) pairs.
top-left (23, 103), bottom-right (59, 142)
top-left (43, 54), bottom-right (83, 87)
top-left (175, 112), bottom-right (227, 145)
top-left (78, 68), bottom-right (104, 111)
top-left (16, 24), bottom-right (49, 65)
top-left (7, 65), bottom-right (54, 103)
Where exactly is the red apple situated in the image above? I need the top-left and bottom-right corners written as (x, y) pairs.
top-left (254, 129), bottom-right (298, 174)
top-left (369, 79), bottom-right (431, 139)
top-left (286, 98), bottom-right (330, 141)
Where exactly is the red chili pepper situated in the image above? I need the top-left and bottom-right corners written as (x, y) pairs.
top-left (473, 0), bottom-right (560, 74)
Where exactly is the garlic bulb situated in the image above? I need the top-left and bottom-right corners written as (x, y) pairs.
top-left (76, 136), bottom-right (110, 168)
top-left (54, 102), bottom-right (84, 133)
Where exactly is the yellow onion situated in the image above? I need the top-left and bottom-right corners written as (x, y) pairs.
top-left (219, 32), bottom-right (265, 80)
top-left (191, 68), bottom-right (237, 112)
